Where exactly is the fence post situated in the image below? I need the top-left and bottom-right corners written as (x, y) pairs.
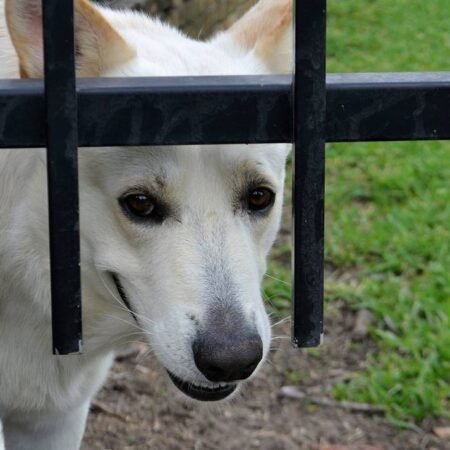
top-left (292, 0), bottom-right (327, 347)
top-left (43, 0), bottom-right (82, 354)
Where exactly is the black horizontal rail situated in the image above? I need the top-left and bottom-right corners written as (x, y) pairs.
top-left (1, 73), bottom-right (449, 148)
top-left (327, 73), bottom-right (450, 142)
top-left (0, 76), bottom-right (290, 148)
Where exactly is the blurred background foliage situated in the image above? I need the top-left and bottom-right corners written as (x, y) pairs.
top-left (100, 0), bottom-right (254, 38)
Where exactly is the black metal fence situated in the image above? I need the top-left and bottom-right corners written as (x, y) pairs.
top-left (0, 0), bottom-right (449, 354)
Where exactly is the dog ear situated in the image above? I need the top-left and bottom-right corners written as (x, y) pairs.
top-left (5, 0), bottom-right (136, 78)
top-left (223, 0), bottom-right (293, 73)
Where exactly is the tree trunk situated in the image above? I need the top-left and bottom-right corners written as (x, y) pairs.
top-left (98, 0), bottom-right (255, 37)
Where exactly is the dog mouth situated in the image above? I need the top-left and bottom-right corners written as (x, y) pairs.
top-left (110, 274), bottom-right (237, 401)
top-left (167, 371), bottom-right (237, 401)
top-left (111, 272), bottom-right (140, 323)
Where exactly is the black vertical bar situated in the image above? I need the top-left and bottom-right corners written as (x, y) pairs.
top-left (43, 0), bottom-right (82, 354)
top-left (292, 0), bottom-right (326, 347)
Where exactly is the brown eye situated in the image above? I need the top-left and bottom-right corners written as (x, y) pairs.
top-left (122, 194), bottom-right (155, 218)
top-left (247, 188), bottom-right (275, 212)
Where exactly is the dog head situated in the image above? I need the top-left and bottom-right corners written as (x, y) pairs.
top-left (6, 0), bottom-right (292, 401)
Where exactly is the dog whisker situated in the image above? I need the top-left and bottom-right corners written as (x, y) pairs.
top-left (264, 273), bottom-right (291, 286)
top-left (115, 276), bottom-right (162, 324)
top-left (271, 335), bottom-right (290, 340)
top-left (271, 315), bottom-right (291, 328)
top-left (107, 335), bottom-right (147, 350)
top-left (263, 296), bottom-right (276, 308)
top-left (101, 313), bottom-right (148, 335)
top-left (96, 271), bottom-right (136, 315)
top-left (96, 271), bottom-right (159, 329)
top-left (135, 347), bottom-right (157, 365)
top-left (263, 290), bottom-right (289, 301)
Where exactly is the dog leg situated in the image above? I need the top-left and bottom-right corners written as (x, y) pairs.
top-left (2, 402), bottom-right (90, 450)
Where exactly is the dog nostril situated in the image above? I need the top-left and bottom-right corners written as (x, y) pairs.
top-left (193, 333), bottom-right (263, 383)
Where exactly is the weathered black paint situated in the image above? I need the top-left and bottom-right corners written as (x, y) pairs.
top-left (1, 74), bottom-right (449, 149)
top-left (43, 0), bottom-right (82, 354)
top-left (291, 0), bottom-right (326, 347)
top-left (326, 73), bottom-right (450, 142)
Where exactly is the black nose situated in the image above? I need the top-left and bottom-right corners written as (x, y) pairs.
top-left (193, 332), bottom-right (263, 382)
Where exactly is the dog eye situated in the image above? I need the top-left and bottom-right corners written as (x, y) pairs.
top-left (121, 193), bottom-right (156, 219)
top-left (247, 188), bottom-right (275, 212)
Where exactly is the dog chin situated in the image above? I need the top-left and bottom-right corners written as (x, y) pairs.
top-left (166, 370), bottom-right (238, 402)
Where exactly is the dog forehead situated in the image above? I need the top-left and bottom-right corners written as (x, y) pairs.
top-left (82, 144), bottom-right (287, 193)
top-left (121, 144), bottom-right (287, 177)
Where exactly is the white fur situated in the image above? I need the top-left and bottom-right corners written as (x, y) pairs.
top-left (0, 1), bottom-right (291, 448)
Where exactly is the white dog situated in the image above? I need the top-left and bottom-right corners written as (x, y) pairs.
top-left (0, 0), bottom-right (292, 448)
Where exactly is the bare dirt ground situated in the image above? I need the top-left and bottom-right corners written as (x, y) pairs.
top-left (83, 307), bottom-right (449, 450)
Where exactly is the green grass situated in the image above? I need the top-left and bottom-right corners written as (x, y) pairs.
top-left (327, 0), bottom-right (450, 72)
top-left (264, 0), bottom-right (450, 423)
